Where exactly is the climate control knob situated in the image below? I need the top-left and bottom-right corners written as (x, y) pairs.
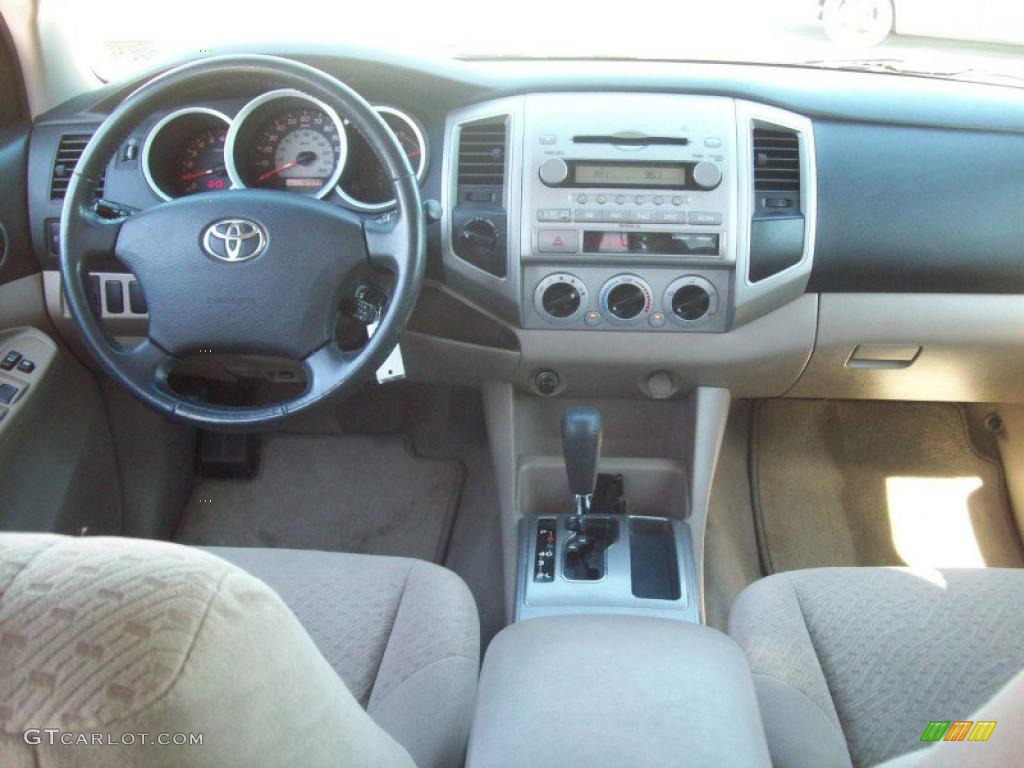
top-left (663, 275), bottom-right (719, 325)
top-left (672, 284), bottom-right (711, 320)
top-left (692, 160), bottom-right (722, 190)
top-left (599, 275), bottom-right (653, 324)
top-left (534, 273), bottom-right (588, 323)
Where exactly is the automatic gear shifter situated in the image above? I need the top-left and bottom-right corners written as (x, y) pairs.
top-left (561, 407), bottom-right (617, 580)
top-left (562, 406), bottom-right (603, 531)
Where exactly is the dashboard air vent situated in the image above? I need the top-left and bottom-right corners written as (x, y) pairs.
top-left (753, 127), bottom-right (800, 192)
top-left (50, 133), bottom-right (104, 200)
top-left (457, 118), bottom-right (507, 188)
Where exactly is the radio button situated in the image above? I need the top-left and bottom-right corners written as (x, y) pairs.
top-left (596, 195), bottom-right (607, 204)
top-left (671, 196), bottom-right (684, 206)
top-left (606, 210), bottom-right (630, 223)
top-left (614, 195), bottom-right (625, 205)
top-left (577, 194), bottom-right (588, 204)
top-left (655, 211), bottom-right (687, 224)
top-left (653, 196), bottom-right (664, 206)
top-left (539, 157), bottom-right (569, 186)
top-left (537, 208), bottom-right (571, 223)
top-left (537, 229), bottom-right (579, 253)
top-left (704, 137), bottom-right (723, 148)
top-left (635, 210), bottom-right (657, 223)
top-left (692, 160), bottom-right (723, 190)
top-left (574, 209), bottom-right (601, 223)
top-left (634, 195), bottom-right (646, 205)
top-left (688, 211), bottom-right (723, 226)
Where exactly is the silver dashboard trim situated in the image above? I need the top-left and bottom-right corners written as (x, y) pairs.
top-left (732, 100), bottom-right (818, 327)
top-left (224, 88), bottom-right (348, 201)
top-left (441, 96), bottom-right (525, 326)
top-left (335, 105), bottom-right (428, 211)
top-left (141, 107), bottom-right (233, 202)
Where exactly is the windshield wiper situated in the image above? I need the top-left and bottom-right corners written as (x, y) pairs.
top-left (802, 57), bottom-right (1024, 87)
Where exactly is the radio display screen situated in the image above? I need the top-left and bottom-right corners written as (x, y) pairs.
top-left (574, 163), bottom-right (687, 187)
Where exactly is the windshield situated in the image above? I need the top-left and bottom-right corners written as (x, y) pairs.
top-left (39, 0), bottom-right (1024, 88)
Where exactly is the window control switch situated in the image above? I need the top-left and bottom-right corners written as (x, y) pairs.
top-left (17, 359), bottom-right (35, 374)
top-left (1, 351), bottom-right (21, 371)
top-left (0, 383), bottom-right (19, 405)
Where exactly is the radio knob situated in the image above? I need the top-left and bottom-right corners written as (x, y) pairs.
top-left (692, 160), bottom-right (722, 190)
top-left (539, 157), bottom-right (569, 186)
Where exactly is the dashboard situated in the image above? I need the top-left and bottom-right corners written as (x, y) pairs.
top-left (22, 50), bottom-right (1024, 403)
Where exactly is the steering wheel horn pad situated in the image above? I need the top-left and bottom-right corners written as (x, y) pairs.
top-left (59, 55), bottom-right (425, 429)
top-left (115, 190), bottom-right (365, 360)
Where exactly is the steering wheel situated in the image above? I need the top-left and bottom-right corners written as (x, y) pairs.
top-left (60, 55), bottom-right (425, 429)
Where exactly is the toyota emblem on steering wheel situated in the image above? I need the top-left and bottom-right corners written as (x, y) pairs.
top-left (202, 218), bottom-right (267, 262)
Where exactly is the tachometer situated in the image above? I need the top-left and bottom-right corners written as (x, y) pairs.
top-left (143, 108), bottom-right (232, 201)
top-left (226, 90), bottom-right (347, 198)
top-left (337, 106), bottom-right (427, 211)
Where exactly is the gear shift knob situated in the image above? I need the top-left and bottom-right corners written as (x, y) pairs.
top-left (562, 407), bottom-right (603, 500)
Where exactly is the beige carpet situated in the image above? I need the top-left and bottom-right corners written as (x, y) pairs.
top-left (752, 400), bottom-right (1024, 573)
top-left (176, 434), bottom-right (464, 563)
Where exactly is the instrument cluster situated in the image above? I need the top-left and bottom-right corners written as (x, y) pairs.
top-left (141, 90), bottom-right (427, 210)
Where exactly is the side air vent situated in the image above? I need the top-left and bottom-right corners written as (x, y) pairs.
top-left (50, 133), bottom-right (105, 200)
top-left (457, 118), bottom-right (507, 190)
top-left (753, 127), bottom-right (800, 193)
top-left (749, 124), bottom-right (805, 283)
top-left (451, 115), bottom-right (509, 277)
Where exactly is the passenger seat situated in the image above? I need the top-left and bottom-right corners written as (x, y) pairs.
top-left (729, 567), bottom-right (1024, 767)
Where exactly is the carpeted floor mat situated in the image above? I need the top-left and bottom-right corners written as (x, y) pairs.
top-left (176, 434), bottom-right (464, 563)
top-left (751, 400), bottom-right (1024, 573)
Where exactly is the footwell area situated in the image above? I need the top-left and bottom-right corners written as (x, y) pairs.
top-left (176, 434), bottom-right (464, 563)
top-left (752, 400), bottom-right (1024, 572)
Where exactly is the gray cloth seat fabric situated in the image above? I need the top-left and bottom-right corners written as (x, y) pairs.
top-left (205, 547), bottom-right (480, 768)
top-left (729, 567), bottom-right (1024, 768)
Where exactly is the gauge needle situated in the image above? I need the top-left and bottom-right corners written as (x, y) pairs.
top-left (258, 160), bottom-right (299, 181)
top-left (180, 166), bottom-right (225, 181)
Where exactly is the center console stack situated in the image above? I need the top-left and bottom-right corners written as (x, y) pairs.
top-left (516, 406), bottom-right (699, 623)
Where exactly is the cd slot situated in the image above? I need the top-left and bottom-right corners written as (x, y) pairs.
top-left (583, 231), bottom-right (720, 257)
top-left (573, 135), bottom-right (690, 147)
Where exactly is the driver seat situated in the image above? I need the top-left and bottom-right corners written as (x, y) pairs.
top-left (0, 534), bottom-right (480, 768)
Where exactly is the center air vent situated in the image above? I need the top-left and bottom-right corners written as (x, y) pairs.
top-left (50, 133), bottom-right (105, 200)
top-left (457, 118), bottom-right (507, 191)
top-left (753, 127), bottom-right (800, 193)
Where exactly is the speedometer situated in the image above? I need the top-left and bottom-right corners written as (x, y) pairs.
top-left (226, 90), bottom-right (347, 199)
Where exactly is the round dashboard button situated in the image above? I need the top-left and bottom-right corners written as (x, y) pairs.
top-left (615, 195), bottom-right (625, 205)
top-left (596, 195), bottom-right (606, 204)
top-left (585, 310), bottom-right (602, 327)
top-left (577, 194), bottom-right (588, 204)
top-left (672, 196), bottom-right (683, 206)
top-left (634, 195), bottom-right (646, 205)
top-left (653, 196), bottom-right (664, 205)
top-left (649, 312), bottom-right (666, 328)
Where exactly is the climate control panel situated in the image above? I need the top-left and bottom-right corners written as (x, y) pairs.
top-left (524, 267), bottom-right (728, 333)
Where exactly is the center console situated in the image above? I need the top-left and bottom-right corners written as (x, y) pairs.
top-left (467, 614), bottom-right (771, 768)
top-left (442, 92), bottom-right (815, 340)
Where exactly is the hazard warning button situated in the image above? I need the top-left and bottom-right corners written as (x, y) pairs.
top-left (537, 229), bottom-right (579, 254)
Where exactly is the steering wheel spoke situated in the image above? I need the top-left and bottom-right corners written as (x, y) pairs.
top-left (300, 342), bottom-right (358, 404)
top-left (364, 211), bottom-right (413, 273)
top-left (64, 204), bottom-right (125, 266)
top-left (117, 337), bottom-right (176, 383)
